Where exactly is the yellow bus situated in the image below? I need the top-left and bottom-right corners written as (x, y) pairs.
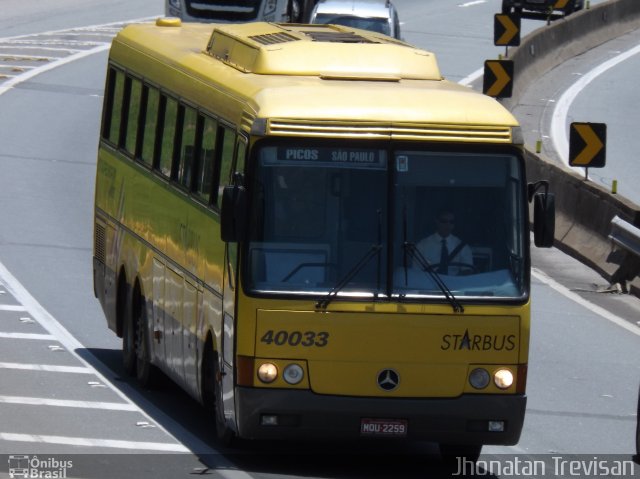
top-left (93, 18), bottom-right (555, 460)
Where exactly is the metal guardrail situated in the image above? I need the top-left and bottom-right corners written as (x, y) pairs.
top-left (609, 215), bottom-right (640, 258)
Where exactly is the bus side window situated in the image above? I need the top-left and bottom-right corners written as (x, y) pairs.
top-left (158, 95), bottom-right (178, 178)
top-left (124, 77), bottom-right (142, 157)
top-left (194, 115), bottom-right (217, 204)
top-left (214, 126), bottom-right (236, 209)
top-left (235, 138), bottom-right (246, 182)
top-left (177, 106), bottom-right (198, 189)
top-left (103, 68), bottom-right (125, 145)
top-left (140, 86), bottom-right (160, 167)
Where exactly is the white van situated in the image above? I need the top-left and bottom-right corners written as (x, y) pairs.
top-left (310, 0), bottom-right (401, 40)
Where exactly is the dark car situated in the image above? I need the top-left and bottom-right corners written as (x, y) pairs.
top-left (502, 0), bottom-right (585, 15)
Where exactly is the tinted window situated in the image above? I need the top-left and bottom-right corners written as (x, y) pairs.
top-left (178, 106), bottom-right (198, 188)
top-left (105, 69), bottom-right (125, 145)
top-left (216, 127), bottom-right (236, 208)
top-left (125, 78), bottom-right (142, 156)
top-left (194, 116), bottom-right (217, 203)
top-left (141, 87), bottom-right (160, 166)
top-left (158, 96), bottom-right (178, 177)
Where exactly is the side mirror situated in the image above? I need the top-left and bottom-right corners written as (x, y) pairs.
top-left (533, 192), bottom-right (555, 248)
top-left (221, 185), bottom-right (247, 243)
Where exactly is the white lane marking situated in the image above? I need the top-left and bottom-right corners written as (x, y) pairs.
top-left (459, 1), bottom-right (486, 6)
top-left (0, 332), bottom-right (54, 340)
top-left (532, 269), bottom-right (640, 337)
top-left (0, 432), bottom-right (189, 452)
top-left (0, 261), bottom-right (188, 451)
top-left (0, 44), bottom-right (109, 96)
top-left (551, 44), bottom-right (640, 165)
top-left (0, 395), bottom-right (138, 411)
top-left (459, 66), bottom-right (483, 87)
top-left (0, 362), bottom-right (92, 373)
top-left (0, 304), bottom-right (27, 311)
top-left (0, 16), bottom-right (157, 97)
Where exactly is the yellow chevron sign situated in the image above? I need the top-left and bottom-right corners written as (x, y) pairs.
top-left (483, 60), bottom-right (513, 98)
top-left (569, 123), bottom-right (606, 167)
top-left (494, 14), bottom-right (520, 47)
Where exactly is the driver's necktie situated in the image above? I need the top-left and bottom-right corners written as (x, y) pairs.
top-left (440, 239), bottom-right (449, 275)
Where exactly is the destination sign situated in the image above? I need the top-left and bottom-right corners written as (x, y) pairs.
top-left (261, 146), bottom-right (387, 169)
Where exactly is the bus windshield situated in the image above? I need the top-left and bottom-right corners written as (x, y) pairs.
top-left (246, 143), bottom-right (526, 301)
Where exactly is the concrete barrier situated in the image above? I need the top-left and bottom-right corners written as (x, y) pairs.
top-left (498, 0), bottom-right (640, 295)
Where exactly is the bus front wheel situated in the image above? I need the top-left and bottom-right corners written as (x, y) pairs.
top-left (203, 345), bottom-right (235, 446)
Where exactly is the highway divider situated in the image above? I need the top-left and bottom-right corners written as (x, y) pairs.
top-left (500, 0), bottom-right (640, 295)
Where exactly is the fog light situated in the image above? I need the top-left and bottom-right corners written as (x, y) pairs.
top-left (261, 415), bottom-right (278, 426)
top-left (469, 368), bottom-right (490, 389)
top-left (283, 364), bottom-right (304, 385)
top-left (494, 368), bottom-right (514, 389)
top-left (257, 363), bottom-right (278, 383)
top-left (488, 420), bottom-right (505, 432)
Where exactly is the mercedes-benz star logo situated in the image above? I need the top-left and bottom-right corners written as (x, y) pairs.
top-left (377, 369), bottom-right (400, 391)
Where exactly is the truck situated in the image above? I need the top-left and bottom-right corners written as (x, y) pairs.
top-left (501, 0), bottom-right (585, 15)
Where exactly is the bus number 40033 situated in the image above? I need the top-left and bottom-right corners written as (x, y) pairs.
top-left (260, 329), bottom-right (330, 347)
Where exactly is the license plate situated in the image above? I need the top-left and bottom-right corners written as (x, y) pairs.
top-left (360, 418), bottom-right (408, 437)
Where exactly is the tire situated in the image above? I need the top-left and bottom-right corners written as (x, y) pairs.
top-left (122, 298), bottom-right (137, 377)
top-left (202, 345), bottom-right (235, 446)
top-left (134, 291), bottom-right (161, 388)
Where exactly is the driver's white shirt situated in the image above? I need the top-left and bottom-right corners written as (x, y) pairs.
top-left (413, 233), bottom-right (474, 275)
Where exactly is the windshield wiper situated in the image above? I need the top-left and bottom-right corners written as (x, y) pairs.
top-left (315, 243), bottom-right (382, 310)
top-left (403, 242), bottom-right (464, 313)
top-left (316, 210), bottom-right (383, 310)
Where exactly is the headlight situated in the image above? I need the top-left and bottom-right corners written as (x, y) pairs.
top-left (168, 0), bottom-right (181, 8)
top-left (494, 368), bottom-right (514, 389)
top-left (257, 363), bottom-right (278, 383)
top-left (283, 364), bottom-right (304, 385)
top-left (469, 368), bottom-right (490, 389)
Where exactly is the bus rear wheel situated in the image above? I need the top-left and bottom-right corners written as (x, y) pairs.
top-left (133, 290), bottom-right (160, 388)
top-left (122, 302), bottom-right (137, 377)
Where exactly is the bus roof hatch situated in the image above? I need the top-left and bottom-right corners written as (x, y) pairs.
top-left (205, 22), bottom-right (442, 80)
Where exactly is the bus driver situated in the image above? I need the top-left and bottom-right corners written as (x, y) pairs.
top-left (414, 210), bottom-right (474, 275)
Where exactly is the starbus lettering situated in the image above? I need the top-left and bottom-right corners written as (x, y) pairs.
top-left (441, 329), bottom-right (516, 351)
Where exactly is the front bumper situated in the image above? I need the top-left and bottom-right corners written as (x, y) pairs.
top-left (235, 387), bottom-right (526, 444)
